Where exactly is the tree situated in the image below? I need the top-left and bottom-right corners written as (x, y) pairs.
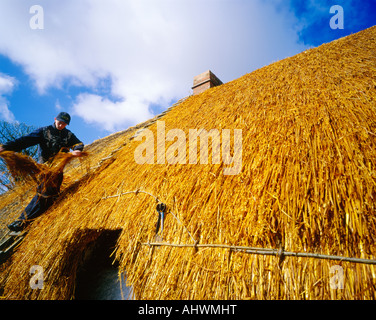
top-left (0, 121), bottom-right (39, 193)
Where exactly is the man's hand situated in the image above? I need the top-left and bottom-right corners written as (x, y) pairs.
top-left (71, 150), bottom-right (83, 157)
top-left (0, 146), bottom-right (5, 153)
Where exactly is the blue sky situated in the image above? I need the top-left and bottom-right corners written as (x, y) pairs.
top-left (0, 0), bottom-right (375, 146)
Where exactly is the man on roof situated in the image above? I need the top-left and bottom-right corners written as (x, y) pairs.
top-left (0, 112), bottom-right (84, 232)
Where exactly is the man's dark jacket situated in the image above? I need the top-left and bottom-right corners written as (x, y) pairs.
top-left (2, 123), bottom-right (84, 163)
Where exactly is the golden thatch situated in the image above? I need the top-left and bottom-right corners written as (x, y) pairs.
top-left (1, 26), bottom-right (376, 300)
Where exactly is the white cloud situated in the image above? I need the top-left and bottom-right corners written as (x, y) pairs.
top-left (0, 0), bottom-right (308, 132)
top-left (72, 93), bottom-right (153, 131)
top-left (0, 75), bottom-right (15, 94)
top-left (0, 74), bottom-right (17, 122)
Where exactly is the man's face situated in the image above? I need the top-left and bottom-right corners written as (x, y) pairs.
top-left (54, 119), bottom-right (68, 131)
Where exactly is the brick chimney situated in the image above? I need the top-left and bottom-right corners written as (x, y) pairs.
top-left (192, 70), bottom-right (223, 95)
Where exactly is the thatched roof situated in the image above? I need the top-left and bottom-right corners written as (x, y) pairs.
top-left (1, 26), bottom-right (376, 300)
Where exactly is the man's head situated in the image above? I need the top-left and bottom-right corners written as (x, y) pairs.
top-left (55, 112), bottom-right (71, 130)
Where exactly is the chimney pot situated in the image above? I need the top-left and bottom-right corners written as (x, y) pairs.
top-left (192, 70), bottom-right (223, 95)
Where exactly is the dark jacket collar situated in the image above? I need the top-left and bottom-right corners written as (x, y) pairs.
top-left (51, 123), bottom-right (67, 134)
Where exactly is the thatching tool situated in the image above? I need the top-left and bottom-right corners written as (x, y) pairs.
top-left (155, 203), bottom-right (167, 242)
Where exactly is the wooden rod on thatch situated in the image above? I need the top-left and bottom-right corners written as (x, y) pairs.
top-left (142, 242), bottom-right (376, 265)
top-left (104, 191), bottom-right (376, 265)
top-left (102, 190), bottom-right (159, 202)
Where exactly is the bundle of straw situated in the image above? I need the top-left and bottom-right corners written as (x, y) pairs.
top-left (0, 151), bottom-right (88, 192)
top-left (0, 151), bottom-right (43, 185)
